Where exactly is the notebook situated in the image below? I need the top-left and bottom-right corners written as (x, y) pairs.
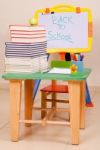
top-left (48, 67), bottom-right (71, 74)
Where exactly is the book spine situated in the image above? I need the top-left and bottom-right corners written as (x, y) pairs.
top-left (9, 25), bottom-right (45, 31)
top-left (11, 37), bottom-right (46, 43)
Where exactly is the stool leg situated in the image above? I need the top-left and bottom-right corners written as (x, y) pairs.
top-left (51, 80), bottom-right (57, 109)
top-left (52, 93), bottom-right (57, 108)
top-left (69, 81), bottom-right (80, 145)
top-left (24, 80), bottom-right (34, 127)
top-left (10, 80), bottom-right (22, 142)
top-left (41, 92), bottom-right (47, 119)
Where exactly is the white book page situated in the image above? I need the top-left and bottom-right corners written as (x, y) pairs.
top-left (48, 67), bottom-right (71, 74)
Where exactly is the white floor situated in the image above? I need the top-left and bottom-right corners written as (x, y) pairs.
top-left (0, 83), bottom-right (100, 150)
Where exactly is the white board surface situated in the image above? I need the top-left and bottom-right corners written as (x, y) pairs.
top-left (39, 12), bottom-right (88, 49)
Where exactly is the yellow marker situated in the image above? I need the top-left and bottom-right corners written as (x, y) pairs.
top-left (76, 54), bottom-right (78, 61)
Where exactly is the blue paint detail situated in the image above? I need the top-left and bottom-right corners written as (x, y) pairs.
top-left (48, 31), bottom-right (73, 43)
top-left (52, 15), bottom-right (73, 29)
top-left (86, 82), bottom-right (92, 104)
top-left (33, 80), bottom-right (41, 99)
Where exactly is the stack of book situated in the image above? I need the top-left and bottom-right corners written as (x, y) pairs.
top-left (5, 55), bottom-right (48, 73)
top-left (5, 25), bottom-right (48, 73)
top-left (9, 25), bottom-right (46, 43)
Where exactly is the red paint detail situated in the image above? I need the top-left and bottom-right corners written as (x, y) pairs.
top-left (40, 85), bottom-right (69, 93)
top-left (86, 102), bottom-right (94, 107)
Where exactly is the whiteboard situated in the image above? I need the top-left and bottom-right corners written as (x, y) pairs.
top-left (39, 12), bottom-right (88, 49)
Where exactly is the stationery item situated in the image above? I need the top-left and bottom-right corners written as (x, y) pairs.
top-left (51, 60), bottom-right (70, 68)
top-left (48, 67), bottom-right (71, 74)
top-left (65, 53), bottom-right (71, 61)
top-left (73, 54), bottom-right (77, 61)
top-left (11, 37), bottom-right (46, 43)
top-left (71, 53), bottom-right (84, 61)
top-left (10, 31), bottom-right (46, 36)
top-left (5, 41), bottom-right (47, 57)
top-left (5, 54), bottom-right (48, 73)
top-left (80, 55), bottom-right (84, 61)
top-left (71, 60), bottom-right (84, 72)
top-left (33, 4), bottom-right (93, 53)
top-left (9, 25), bottom-right (47, 43)
top-left (39, 55), bottom-right (48, 71)
top-left (78, 53), bottom-right (81, 61)
top-left (5, 24), bottom-right (48, 73)
top-left (41, 68), bottom-right (49, 73)
top-left (70, 64), bottom-right (78, 73)
top-left (75, 54), bottom-right (78, 61)
top-left (71, 53), bottom-right (74, 61)
top-left (9, 25), bottom-right (45, 31)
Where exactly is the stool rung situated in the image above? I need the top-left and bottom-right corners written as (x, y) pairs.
top-left (46, 99), bottom-right (69, 103)
top-left (19, 119), bottom-right (70, 126)
top-left (42, 108), bottom-right (56, 126)
top-left (32, 107), bottom-right (70, 112)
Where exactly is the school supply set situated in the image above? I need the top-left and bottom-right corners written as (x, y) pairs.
top-left (5, 25), bottom-right (48, 73)
top-left (48, 60), bottom-right (71, 74)
top-left (32, 4), bottom-right (92, 54)
top-left (29, 4), bottom-right (92, 75)
top-left (1, 5), bottom-right (93, 145)
top-left (29, 4), bottom-right (93, 107)
top-left (69, 53), bottom-right (84, 73)
top-left (48, 53), bottom-right (84, 75)
top-left (9, 25), bottom-right (46, 43)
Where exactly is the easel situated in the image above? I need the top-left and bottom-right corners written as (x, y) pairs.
top-left (32, 4), bottom-right (93, 106)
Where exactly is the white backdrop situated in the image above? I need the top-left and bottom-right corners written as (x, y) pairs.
top-left (0, 0), bottom-right (100, 86)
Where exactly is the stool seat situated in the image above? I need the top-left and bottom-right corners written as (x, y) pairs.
top-left (40, 84), bottom-right (69, 120)
top-left (40, 84), bottom-right (69, 93)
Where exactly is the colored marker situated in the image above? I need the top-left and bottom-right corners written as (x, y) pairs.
top-left (78, 53), bottom-right (81, 61)
top-left (80, 55), bottom-right (84, 61)
top-left (73, 54), bottom-right (77, 61)
top-left (65, 53), bottom-right (71, 61)
top-left (76, 54), bottom-right (78, 61)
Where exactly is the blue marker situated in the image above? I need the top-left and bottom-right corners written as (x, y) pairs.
top-left (80, 55), bottom-right (84, 61)
top-left (78, 54), bottom-right (80, 61)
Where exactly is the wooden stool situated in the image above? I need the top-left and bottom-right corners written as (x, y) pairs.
top-left (40, 84), bottom-right (69, 120)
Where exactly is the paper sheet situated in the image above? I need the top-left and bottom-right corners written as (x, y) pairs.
top-left (48, 67), bottom-right (71, 74)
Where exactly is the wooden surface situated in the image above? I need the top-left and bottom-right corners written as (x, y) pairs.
top-left (6, 69), bottom-right (91, 144)
top-left (10, 80), bottom-right (22, 141)
top-left (68, 81), bottom-right (81, 145)
top-left (41, 92), bottom-right (47, 119)
top-left (24, 80), bottom-right (34, 127)
top-left (80, 81), bottom-right (86, 129)
top-left (40, 84), bottom-right (68, 93)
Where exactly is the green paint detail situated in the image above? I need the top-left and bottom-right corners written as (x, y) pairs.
top-left (2, 68), bottom-right (91, 81)
top-left (51, 60), bottom-right (70, 68)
